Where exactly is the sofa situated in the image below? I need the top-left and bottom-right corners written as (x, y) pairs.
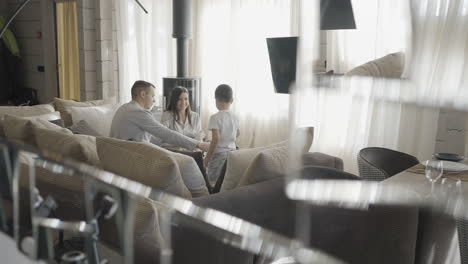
top-left (0, 99), bottom-right (424, 264)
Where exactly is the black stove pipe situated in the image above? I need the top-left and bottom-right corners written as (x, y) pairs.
top-left (173, 0), bottom-right (192, 78)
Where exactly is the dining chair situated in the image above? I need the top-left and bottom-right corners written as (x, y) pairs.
top-left (357, 147), bottom-right (419, 181)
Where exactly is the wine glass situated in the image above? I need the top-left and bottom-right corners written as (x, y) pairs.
top-left (424, 160), bottom-right (444, 193)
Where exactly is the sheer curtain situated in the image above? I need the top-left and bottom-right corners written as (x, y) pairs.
top-left (294, 0), bottom-right (439, 174)
top-left (192, 0), bottom-right (299, 148)
top-left (326, 0), bottom-right (411, 73)
top-left (115, 0), bottom-right (174, 103)
top-left (408, 0), bottom-right (468, 108)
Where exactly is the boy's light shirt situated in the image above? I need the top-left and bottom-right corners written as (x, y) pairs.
top-left (208, 110), bottom-right (239, 153)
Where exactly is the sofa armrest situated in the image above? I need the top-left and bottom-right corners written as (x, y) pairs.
top-left (302, 152), bottom-right (344, 171)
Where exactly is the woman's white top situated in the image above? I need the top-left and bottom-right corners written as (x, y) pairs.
top-left (160, 111), bottom-right (205, 141)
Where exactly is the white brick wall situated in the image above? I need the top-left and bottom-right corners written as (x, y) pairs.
top-left (96, 0), bottom-right (115, 100)
top-left (112, 2), bottom-right (119, 100)
top-left (77, 0), bottom-right (118, 101)
top-left (77, 0), bottom-right (97, 101)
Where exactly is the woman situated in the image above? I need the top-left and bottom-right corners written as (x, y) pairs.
top-left (161, 86), bottom-right (205, 141)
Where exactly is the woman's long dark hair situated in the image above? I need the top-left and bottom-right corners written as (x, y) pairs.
top-left (166, 86), bottom-right (192, 126)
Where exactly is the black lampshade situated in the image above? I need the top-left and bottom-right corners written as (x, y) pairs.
top-left (320, 0), bottom-right (356, 30)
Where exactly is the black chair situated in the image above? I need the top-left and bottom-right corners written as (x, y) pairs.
top-left (357, 147), bottom-right (419, 181)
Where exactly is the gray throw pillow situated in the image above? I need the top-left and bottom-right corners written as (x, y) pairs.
top-left (68, 120), bottom-right (102, 137)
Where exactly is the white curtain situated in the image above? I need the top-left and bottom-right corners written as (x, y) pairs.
top-left (326, 0), bottom-right (411, 74)
top-left (294, 0), bottom-right (439, 174)
top-left (115, 0), bottom-right (174, 103)
top-left (408, 0), bottom-right (468, 109)
top-left (293, 80), bottom-right (439, 174)
top-left (192, 0), bottom-right (299, 148)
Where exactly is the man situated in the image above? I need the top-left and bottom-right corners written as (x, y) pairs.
top-left (110, 80), bottom-right (209, 151)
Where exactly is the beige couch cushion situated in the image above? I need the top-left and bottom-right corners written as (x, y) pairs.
top-left (221, 127), bottom-right (313, 191)
top-left (34, 128), bottom-right (100, 166)
top-left (237, 143), bottom-right (289, 187)
top-left (0, 104), bottom-right (54, 118)
top-left (346, 52), bottom-right (405, 79)
top-left (220, 142), bottom-right (286, 192)
top-left (3, 115), bottom-right (72, 146)
top-left (53, 98), bottom-right (113, 127)
top-left (96, 137), bottom-right (191, 198)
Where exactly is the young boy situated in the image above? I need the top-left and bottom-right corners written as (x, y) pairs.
top-left (204, 84), bottom-right (240, 186)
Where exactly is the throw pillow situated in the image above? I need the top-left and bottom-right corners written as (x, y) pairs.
top-left (68, 120), bottom-right (102, 137)
top-left (3, 115), bottom-right (72, 146)
top-left (346, 52), bottom-right (405, 79)
top-left (53, 97), bottom-right (115, 127)
top-left (96, 137), bottom-right (191, 198)
top-left (237, 143), bottom-right (289, 187)
top-left (68, 104), bottom-right (119, 136)
top-left (34, 128), bottom-right (100, 166)
top-left (0, 110), bottom-right (62, 138)
top-left (220, 141), bottom-right (287, 192)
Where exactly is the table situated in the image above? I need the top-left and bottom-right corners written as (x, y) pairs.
top-left (382, 168), bottom-right (463, 264)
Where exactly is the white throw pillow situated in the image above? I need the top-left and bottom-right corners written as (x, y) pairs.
top-left (53, 97), bottom-right (116, 127)
top-left (69, 104), bottom-right (120, 137)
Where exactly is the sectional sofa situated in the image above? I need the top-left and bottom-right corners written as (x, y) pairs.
top-left (0, 98), bottom-right (423, 264)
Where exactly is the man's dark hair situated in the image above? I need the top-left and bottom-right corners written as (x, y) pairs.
top-left (131, 80), bottom-right (155, 99)
top-left (215, 84), bottom-right (233, 103)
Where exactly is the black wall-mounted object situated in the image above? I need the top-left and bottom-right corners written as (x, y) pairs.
top-left (267, 0), bottom-right (356, 94)
top-left (266, 37), bottom-right (297, 94)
